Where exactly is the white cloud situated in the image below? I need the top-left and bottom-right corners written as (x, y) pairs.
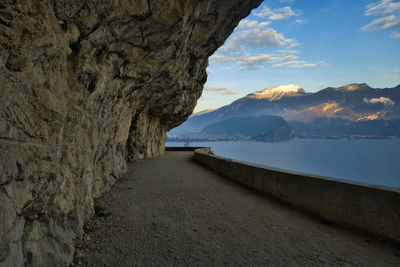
top-left (361, 15), bottom-right (400, 31)
top-left (204, 86), bottom-right (238, 95)
top-left (394, 68), bottom-right (400, 72)
top-left (259, 21), bottom-right (272, 27)
top-left (237, 19), bottom-right (258, 29)
top-left (220, 27), bottom-right (298, 52)
top-left (273, 60), bottom-right (328, 68)
top-left (364, 97), bottom-right (395, 105)
top-left (361, 0), bottom-right (400, 31)
top-left (238, 54), bottom-right (275, 67)
top-left (210, 53), bottom-right (302, 70)
top-left (255, 5), bottom-right (300, 20)
top-left (210, 52), bottom-right (326, 70)
top-left (237, 19), bottom-right (271, 29)
top-left (208, 4), bottom-right (326, 71)
top-left (391, 31), bottom-right (400, 38)
top-left (222, 18), bottom-right (298, 53)
top-left (365, 0), bottom-right (400, 16)
top-left (236, 54), bottom-right (298, 70)
top-left (295, 19), bottom-right (307, 24)
top-left (279, 49), bottom-right (299, 54)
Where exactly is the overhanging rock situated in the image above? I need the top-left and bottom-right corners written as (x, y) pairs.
top-left (0, 0), bottom-right (263, 265)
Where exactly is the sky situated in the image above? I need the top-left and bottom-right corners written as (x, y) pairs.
top-left (194, 0), bottom-right (400, 112)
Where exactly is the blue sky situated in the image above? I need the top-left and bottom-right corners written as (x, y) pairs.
top-left (195, 0), bottom-right (400, 112)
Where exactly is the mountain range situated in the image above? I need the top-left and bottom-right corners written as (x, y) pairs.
top-left (201, 115), bottom-right (292, 141)
top-left (168, 83), bottom-right (400, 140)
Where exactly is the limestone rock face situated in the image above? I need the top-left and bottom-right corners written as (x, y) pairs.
top-left (0, 0), bottom-right (262, 265)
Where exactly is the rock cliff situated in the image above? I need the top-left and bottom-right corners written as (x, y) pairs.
top-left (0, 0), bottom-right (263, 265)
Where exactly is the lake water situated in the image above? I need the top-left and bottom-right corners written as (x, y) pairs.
top-left (166, 139), bottom-right (400, 189)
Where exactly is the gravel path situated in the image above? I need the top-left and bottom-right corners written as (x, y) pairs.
top-left (73, 151), bottom-right (400, 266)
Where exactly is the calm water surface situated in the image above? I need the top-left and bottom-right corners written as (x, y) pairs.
top-left (166, 139), bottom-right (400, 188)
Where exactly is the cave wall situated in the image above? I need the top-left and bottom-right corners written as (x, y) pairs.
top-left (0, 0), bottom-right (263, 265)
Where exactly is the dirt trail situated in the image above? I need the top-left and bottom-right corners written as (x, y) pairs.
top-left (74, 151), bottom-right (400, 266)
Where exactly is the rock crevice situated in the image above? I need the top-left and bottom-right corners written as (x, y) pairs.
top-left (0, 0), bottom-right (262, 265)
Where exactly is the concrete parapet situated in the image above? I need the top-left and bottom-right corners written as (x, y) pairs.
top-left (193, 147), bottom-right (400, 242)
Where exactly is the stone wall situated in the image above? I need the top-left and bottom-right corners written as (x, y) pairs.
top-left (0, 1), bottom-right (263, 265)
top-left (194, 147), bottom-right (400, 242)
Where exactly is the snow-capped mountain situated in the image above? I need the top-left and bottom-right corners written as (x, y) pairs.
top-left (246, 84), bottom-right (306, 101)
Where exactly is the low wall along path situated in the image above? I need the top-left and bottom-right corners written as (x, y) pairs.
top-left (194, 147), bottom-right (400, 243)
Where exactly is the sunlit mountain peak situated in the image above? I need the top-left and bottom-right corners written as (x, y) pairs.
top-left (338, 83), bottom-right (369, 91)
top-left (247, 84), bottom-right (306, 101)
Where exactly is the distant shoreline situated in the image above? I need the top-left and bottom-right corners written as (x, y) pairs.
top-left (166, 135), bottom-right (400, 142)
